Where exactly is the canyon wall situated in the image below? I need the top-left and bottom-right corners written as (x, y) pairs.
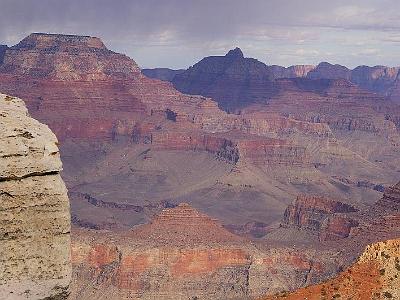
top-left (282, 195), bottom-right (359, 241)
top-left (70, 204), bottom-right (340, 300)
top-left (261, 238), bottom-right (400, 300)
top-left (0, 94), bottom-right (71, 299)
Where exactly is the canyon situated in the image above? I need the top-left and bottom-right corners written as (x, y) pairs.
top-left (2, 33), bottom-right (397, 233)
top-left (69, 180), bottom-right (400, 299)
top-left (69, 203), bottom-right (342, 300)
top-left (0, 33), bottom-right (399, 299)
top-left (0, 94), bottom-right (71, 299)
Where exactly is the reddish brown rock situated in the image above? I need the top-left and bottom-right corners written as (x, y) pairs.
top-left (70, 204), bottom-right (340, 300)
top-left (376, 182), bottom-right (400, 210)
top-left (319, 215), bottom-right (359, 241)
top-left (261, 239), bottom-right (400, 300)
top-left (0, 33), bottom-right (141, 80)
top-left (282, 195), bottom-right (358, 240)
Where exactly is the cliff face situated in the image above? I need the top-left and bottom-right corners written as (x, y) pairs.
top-left (282, 195), bottom-right (359, 241)
top-left (269, 65), bottom-right (315, 79)
top-left (0, 33), bottom-right (397, 244)
top-left (261, 239), bottom-right (400, 300)
top-left (172, 47), bottom-right (275, 112)
top-left (0, 45), bottom-right (7, 64)
top-left (0, 33), bottom-right (141, 80)
top-left (307, 62), bottom-right (351, 80)
top-left (70, 204), bottom-right (340, 300)
top-left (351, 65), bottom-right (400, 95)
top-left (0, 94), bottom-right (71, 299)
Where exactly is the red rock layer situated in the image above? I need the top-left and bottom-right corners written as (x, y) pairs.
top-left (0, 34), bottom-right (329, 166)
top-left (261, 239), bottom-right (400, 300)
top-left (70, 203), bottom-right (341, 299)
top-left (282, 195), bottom-right (358, 241)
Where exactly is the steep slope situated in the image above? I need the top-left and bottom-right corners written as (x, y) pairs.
top-left (351, 65), bottom-right (400, 95)
top-left (0, 45), bottom-right (7, 63)
top-left (0, 33), bottom-right (398, 235)
top-left (261, 239), bottom-right (400, 300)
top-left (307, 62), bottom-right (351, 80)
top-left (70, 204), bottom-right (341, 300)
top-left (261, 181), bottom-right (400, 299)
top-left (389, 74), bottom-right (400, 103)
top-left (172, 47), bottom-right (275, 112)
top-left (0, 94), bottom-right (71, 299)
top-left (269, 64), bottom-right (315, 79)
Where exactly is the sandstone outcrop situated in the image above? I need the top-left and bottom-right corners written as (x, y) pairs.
top-left (0, 94), bottom-right (71, 299)
top-left (0, 33), bottom-right (141, 80)
top-left (282, 195), bottom-right (358, 241)
top-left (261, 239), bottom-right (400, 300)
top-left (70, 204), bottom-right (251, 299)
top-left (70, 204), bottom-right (340, 300)
top-left (351, 65), bottom-right (400, 95)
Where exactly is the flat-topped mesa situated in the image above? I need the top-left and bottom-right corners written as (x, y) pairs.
top-left (12, 33), bottom-right (108, 52)
top-left (0, 33), bottom-right (141, 80)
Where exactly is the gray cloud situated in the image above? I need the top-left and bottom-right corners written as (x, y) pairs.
top-left (0, 0), bottom-right (399, 68)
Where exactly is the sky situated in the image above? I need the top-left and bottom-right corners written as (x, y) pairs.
top-left (1, 0), bottom-right (400, 69)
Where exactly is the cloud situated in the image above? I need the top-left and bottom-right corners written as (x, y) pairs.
top-left (0, 0), bottom-right (399, 68)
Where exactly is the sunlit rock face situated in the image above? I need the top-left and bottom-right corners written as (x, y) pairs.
top-left (0, 93), bottom-right (71, 299)
top-left (261, 239), bottom-right (400, 300)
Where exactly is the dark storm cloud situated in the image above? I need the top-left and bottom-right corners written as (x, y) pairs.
top-left (1, 0), bottom-right (400, 68)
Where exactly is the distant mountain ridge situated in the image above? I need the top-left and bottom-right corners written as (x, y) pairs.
top-left (142, 48), bottom-right (400, 107)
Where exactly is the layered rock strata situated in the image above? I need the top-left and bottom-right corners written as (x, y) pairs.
top-left (70, 204), bottom-right (340, 300)
top-left (282, 195), bottom-right (359, 241)
top-left (261, 239), bottom-right (400, 300)
top-left (0, 94), bottom-right (71, 299)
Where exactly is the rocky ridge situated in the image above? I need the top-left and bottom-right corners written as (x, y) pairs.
top-left (0, 94), bottom-right (71, 299)
top-left (261, 239), bottom-right (400, 300)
